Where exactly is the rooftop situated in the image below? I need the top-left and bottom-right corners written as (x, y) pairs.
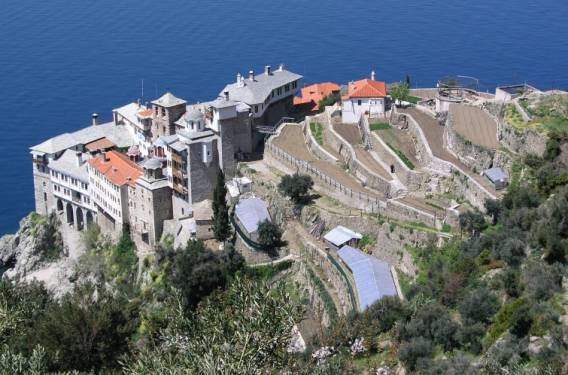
top-left (324, 225), bottom-right (363, 247)
top-left (220, 66), bottom-right (302, 105)
top-left (84, 137), bottom-right (115, 152)
top-left (234, 197), bottom-right (270, 234)
top-left (483, 167), bottom-right (508, 182)
top-left (337, 246), bottom-right (398, 311)
top-left (152, 92), bottom-right (187, 107)
top-left (49, 149), bottom-right (90, 182)
top-left (294, 82), bottom-right (340, 111)
top-left (87, 150), bottom-right (143, 187)
top-left (343, 78), bottom-right (387, 100)
top-left (30, 121), bottom-right (137, 155)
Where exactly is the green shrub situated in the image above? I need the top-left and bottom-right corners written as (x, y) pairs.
top-left (310, 122), bottom-right (324, 145)
top-left (370, 122), bottom-right (391, 131)
top-left (386, 142), bottom-right (415, 170)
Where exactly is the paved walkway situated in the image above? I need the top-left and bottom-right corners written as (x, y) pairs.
top-left (400, 108), bottom-right (498, 196)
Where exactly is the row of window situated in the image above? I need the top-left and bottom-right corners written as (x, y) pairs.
top-left (51, 170), bottom-right (88, 190)
top-left (53, 184), bottom-right (91, 205)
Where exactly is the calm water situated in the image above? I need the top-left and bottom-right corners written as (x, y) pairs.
top-left (1, 0), bottom-right (567, 234)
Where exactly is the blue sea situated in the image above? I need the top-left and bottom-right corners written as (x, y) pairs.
top-left (1, 0), bottom-right (567, 235)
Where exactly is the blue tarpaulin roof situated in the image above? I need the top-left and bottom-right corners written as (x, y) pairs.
top-left (234, 197), bottom-right (270, 234)
top-left (337, 246), bottom-right (398, 311)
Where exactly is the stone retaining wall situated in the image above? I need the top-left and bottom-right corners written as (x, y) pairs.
top-left (371, 132), bottom-right (426, 191)
top-left (498, 117), bottom-right (547, 157)
top-left (323, 115), bottom-right (393, 197)
top-left (304, 116), bottom-right (338, 163)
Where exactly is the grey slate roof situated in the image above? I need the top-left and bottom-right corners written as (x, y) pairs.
top-left (152, 92), bottom-right (187, 107)
top-left (209, 97), bottom-right (238, 109)
top-left (141, 158), bottom-right (162, 170)
top-left (220, 68), bottom-right (302, 105)
top-left (30, 122), bottom-right (137, 154)
top-left (234, 197), bottom-right (270, 234)
top-left (324, 226), bottom-right (363, 247)
top-left (48, 149), bottom-right (89, 182)
top-left (337, 246), bottom-right (398, 311)
top-left (483, 167), bottom-right (508, 182)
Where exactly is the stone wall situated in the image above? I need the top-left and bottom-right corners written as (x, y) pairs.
top-left (498, 117), bottom-right (547, 157)
top-left (445, 125), bottom-right (495, 173)
top-left (322, 116), bottom-right (392, 197)
top-left (304, 116), bottom-right (338, 163)
top-left (300, 205), bottom-right (435, 277)
top-left (371, 132), bottom-right (426, 191)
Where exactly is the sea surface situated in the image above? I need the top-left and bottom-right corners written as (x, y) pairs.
top-left (1, 0), bottom-right (567, 235)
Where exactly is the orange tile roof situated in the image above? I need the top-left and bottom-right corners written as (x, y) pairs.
top-left (343, 79), bottom-right (387, 100)
top-left (294, 82), bottom-right (340, 111)
top-left (137, 109), bottom-right (153, 118)
top-left (85, 137), bottom-right (115, 152)
top-left (87, 150), bottom-right (142, 187)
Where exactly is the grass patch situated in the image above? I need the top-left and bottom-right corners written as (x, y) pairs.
top-left (396, 269), bottom-right (412, 297)
top-left (359, 234), bottom-right (376, 250)
top-left (310, 122), bottom-right (324, 145)
top-left (441, 223), bottom-right (452, 233)
top-left (246, 260), bottom-right (294, 280)
top-left (370, 122), bottom-right (391, 131)
top-left (406, 95), bottom-right (422, 104)
top-left (306, 266), bottom-right (338, 322)
top-left (386, 142), bottom-right (415, 170)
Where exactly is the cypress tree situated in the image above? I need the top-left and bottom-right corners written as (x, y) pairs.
top-left (212, 169), bottom-right (231, 241)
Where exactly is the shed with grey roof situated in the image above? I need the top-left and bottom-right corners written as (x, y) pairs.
top-left (324, 225), bottom-right (363, 250)
top-left (337, 246), bottom-right (398, 311)
top-left (482, 167), bottom-right (508, 190)
top-left (234, 197), bottom-right (271, 241)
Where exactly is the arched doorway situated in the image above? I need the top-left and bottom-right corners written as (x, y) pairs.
top-left (76, 207), bottom-right (84, 231)
top-left (86, 211), bottom-right (94, 227)
top-left (66, 203), bottom-right (74, 225)
top-left (57, 199), bottom-right (63, 212)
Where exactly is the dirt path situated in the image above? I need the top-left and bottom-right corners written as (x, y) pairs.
top-left (400, 108), bottom-right (498, 195)
top-left (372, 127), bottom-right (421, 168)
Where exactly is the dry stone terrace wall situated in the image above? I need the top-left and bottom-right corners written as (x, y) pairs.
top-left (303, 116), bottom-right (338, 163)
top-left (370, 131), bottom-right (426, 191)
top-left (498, 116), bottom-right (547, 157)
top-left (322, 115), bottom-right (393, 197)
top-left (300, 206), bottom-right (435, 277)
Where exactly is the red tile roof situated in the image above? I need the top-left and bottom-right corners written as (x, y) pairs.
top-left (137, 109), bottom-right (153, 118)
top-left (87, 150), bottom-right (142, 187)
top-left (343, 79), bottom-right (387, 100)
top-left (294, 82), bottom-right (340, 111)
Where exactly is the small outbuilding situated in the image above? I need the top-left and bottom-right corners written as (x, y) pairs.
top-left (337, 246), bottom-right (398, 311)
top-left (226, 177), bottom-right (253, 198)
top-left (234, 197), bottom-right (271, 241)
top-left (482, 167), bottom-right (509, 190)
top-left (324, 225), bottom-right (363, 250)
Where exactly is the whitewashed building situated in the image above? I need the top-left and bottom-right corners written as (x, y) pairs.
top-left (341, 72), bottom-right (388, 123)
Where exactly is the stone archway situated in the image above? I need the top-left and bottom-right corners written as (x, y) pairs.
top-left (57, 199), bottom-right (63, 212)
top-left (76, 207), bottom-right (84, 231)
top-left (66, 203), bottom-right (74, 225)
top-left (86, 211), bottom-right (94, 227)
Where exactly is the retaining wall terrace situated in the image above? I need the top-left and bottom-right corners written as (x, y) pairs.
top-left (304, 116), bottom-right (338, 163)
top-left (371, 131), bottom-right (426, 191)
top-left (322, 114), bottom-right (393, 198)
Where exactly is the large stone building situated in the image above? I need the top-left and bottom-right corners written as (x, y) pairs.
top-left (29, 64), bottom-right (303, 251)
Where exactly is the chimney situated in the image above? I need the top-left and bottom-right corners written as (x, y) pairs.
top-left (371, 70), bottom-right (376, 81)
top-left (278, 63), bottom-right (284, 72)
top-left (91, 113), bottom-right (98, 126)
top-left (264, 65), bottom-right (271, 75)
top-left (236, 72), bottom-right (242, 83)
top-left (103, 152), bottom-right (110, 162)
top-left (75, 152), bottom-right (83, 167)
top-left (223, 91), bottom-right (230, 101)
top-left (249, 70), bottom-right (255, 81)
top-left (137, 98), bottom-right (141, 108)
